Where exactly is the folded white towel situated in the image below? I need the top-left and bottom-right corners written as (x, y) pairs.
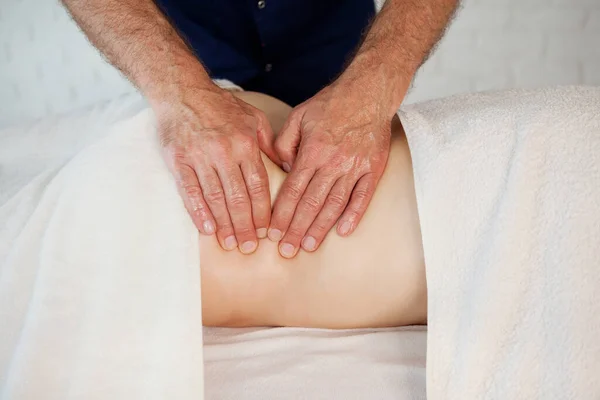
top-left (400, 86), bottom-right (600, 399)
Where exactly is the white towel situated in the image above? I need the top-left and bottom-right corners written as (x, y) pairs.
top-left (0, 111), bottom-right (204, 399)
top-left (400, 86), bottom-right (600, 399)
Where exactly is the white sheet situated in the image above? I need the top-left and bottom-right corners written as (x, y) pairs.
top-left (0, 92), bottom-right (146, 204)
top-left (203, 326), bottom-right (426, 400)
top-left (400, 86), bottom-right (600, 399)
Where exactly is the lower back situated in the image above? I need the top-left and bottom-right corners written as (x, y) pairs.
top-left (200, 129), bottom-right (427, 329)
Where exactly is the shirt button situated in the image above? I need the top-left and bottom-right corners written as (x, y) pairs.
top-left (257, 0), bottom-right (266, 9)
top-left (264, 63), bottom-right (272, 72)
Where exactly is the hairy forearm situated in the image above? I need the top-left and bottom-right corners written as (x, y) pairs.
top-left (61, 0), bottom-right (214, 107)
top-left (345, 0), bottom-right (459, 113)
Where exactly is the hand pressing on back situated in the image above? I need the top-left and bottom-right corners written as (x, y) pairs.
top-left (158, 85), bottom-right (279, 254)
top-left (269, 69), bottom-right (393, 258)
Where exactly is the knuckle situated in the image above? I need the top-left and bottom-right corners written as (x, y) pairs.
top-left (246, 178), bottom-right (268, 198)
top-left (284, 184), bottom-right (304, 201)
top-left (237, 134), bottom-right (256, 151)
top-left (344, 209), bottom-right (361, 223)
top-left (255, 213), bottom-right (270, 226)
top-left (215, 219), bottom-right (233, 232)
top-left (326, 193), bottom-right (347, 209)
top-left (300, 196), bottom-right (321, 213)
top-left (181, 182), bottom-right (202, 198)
top-left (234, 226), bottom-right (254, 238)
top-left (352, 188), bottom-right (370, 203)
top-left (271, 209), bottom-right (292, 228)
top-left (209, 137), bottom-right (231, 156)
top-left (188, 199), bottom-right (207, 214)
top-left (344, 211), bottom-right (360, 222)
top-left (310, 219), bottom-right (330, 235)
top-left (181, 187), bottom-right (204, 207)
top-left (228, 192), bottom-right (249, 208)
top-left (286, 226), bottom-right (305, 241)
top-left (204, 187), bottom-right (225, 204)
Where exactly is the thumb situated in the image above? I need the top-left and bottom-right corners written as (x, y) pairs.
top-left (274, 110), bottom-right (303, 173)
top-left (256, 112), bottom-right (281, 165)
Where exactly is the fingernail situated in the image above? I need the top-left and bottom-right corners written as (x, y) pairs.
top-left (203, 220), bottom-right (215, 235)
top-left (240, 241), bottom-right (257, 254)
top-left (268, 228), bottom-right (283, 241)
top-left (282, 162), bottom-right (291, 173)
top-left (224, 235), bottom-right (237, 250)
top-left (338, 221), bottom-right (352, 236)
top-left (256, 228), bottom-right (268, 239)
top-left (302, 236), bottom-right (317, 252)
top-left (279, 243), bottom-right (295, 258)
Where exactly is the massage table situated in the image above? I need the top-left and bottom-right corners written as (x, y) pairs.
top-left (2, 87), bottom-right (600, 399)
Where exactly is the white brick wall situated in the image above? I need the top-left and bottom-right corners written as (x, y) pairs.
top-left (1, 0), bottom-right (598, 125)
top-left (406, 0), bottom-right (600, 103)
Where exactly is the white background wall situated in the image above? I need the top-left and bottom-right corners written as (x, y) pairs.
top-left (0, 0), bottom-right (599, 126)
top-left (407, 0), bottom-right (600, 103)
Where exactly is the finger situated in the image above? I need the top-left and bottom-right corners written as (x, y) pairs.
top-left (268, 163), bottom-right (315, 244)
top-left (174, 163), bottom-right (217, 235)
top-left (279, 171), bottom-right (337, 258)
top-left (337, 173), bottom-right (379, 237)
top-left (302, 177), bottom-right (352, 252)
top-left (240, 155), bottom-right (271, 240)
top-left (216, 163), bottom-right (258, 254)
top-left (196, 165), bottom-right (236, 251)
top-left (274, 110), bottom-right (303, 173)
top-left (255, 111), bottom-right (281, 165)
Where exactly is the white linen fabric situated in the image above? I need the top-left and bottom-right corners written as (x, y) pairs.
top-left (203, 326), bottom-right (426, 400)
top-left (0, 93), bottom-right (146, 204)
top-left (400, 86), bottom-right (600, 399)
top-left (1, 87), bottom-right (599, 399)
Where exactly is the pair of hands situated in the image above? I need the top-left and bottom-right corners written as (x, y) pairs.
top-left (159, 74), bottom-right (393, 258)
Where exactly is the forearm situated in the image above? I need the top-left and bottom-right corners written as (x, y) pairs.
top-left (61, 0), bottom-right (215, 108)
top-left (344, 0), bottom-right (459, 114)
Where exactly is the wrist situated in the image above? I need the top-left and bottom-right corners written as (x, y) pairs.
top-left (149, 80), bottom-right (223, 121)
top-left (340, 50), bottom-right (412, 117)
top-left (144, 51), bottom-right (218, 111)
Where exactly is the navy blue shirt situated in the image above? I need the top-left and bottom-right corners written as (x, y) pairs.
top-left (155, 0), bottom-right (376, 106)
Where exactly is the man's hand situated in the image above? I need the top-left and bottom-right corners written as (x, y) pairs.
top-left (266, 0), bottom-right (459, 258)
top-left (60, 0), bottom-right (281, 254)
top-left (159, 86), bottom-right (278, 254)
top-left (268, 71), bottom-right (393, 258)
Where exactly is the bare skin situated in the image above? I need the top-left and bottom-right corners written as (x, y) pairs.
top-left (201, 92), bottom-right (426, 329)
top-left (61, 0), bottom-right (457, 258)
